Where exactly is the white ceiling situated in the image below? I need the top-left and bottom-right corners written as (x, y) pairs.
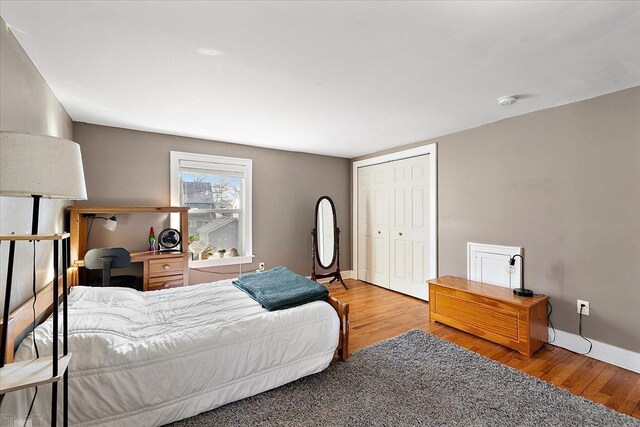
top-left (1, 1), bottom-right (639, 158)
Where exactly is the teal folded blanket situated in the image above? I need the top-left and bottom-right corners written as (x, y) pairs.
top-left (233, 266), bottom-right (328, 311)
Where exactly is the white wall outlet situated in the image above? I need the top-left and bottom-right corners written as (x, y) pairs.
top-left (258, 262), bottom-right (265, 272)
top-left (577, 300), bottom-right (590, 316)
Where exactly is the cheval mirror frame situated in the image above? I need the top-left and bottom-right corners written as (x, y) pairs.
top-left (311, 196), bottom-right (348, 289)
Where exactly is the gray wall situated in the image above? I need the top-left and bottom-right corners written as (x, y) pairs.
top-left (354, 86), bottom-right (640, 352)
top-left (0, 17), bottom-right (73, 311)
top-left (72, 123), bottom-right (351, 283)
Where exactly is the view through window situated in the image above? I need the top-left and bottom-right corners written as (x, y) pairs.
top-left (171, 152), bottom-right (252, 265)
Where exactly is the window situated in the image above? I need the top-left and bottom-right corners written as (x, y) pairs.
top-left (170, 151), bottom-right (253, 267)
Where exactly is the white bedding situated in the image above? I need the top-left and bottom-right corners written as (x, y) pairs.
top-left (1, 280), bottom-right (339, 426)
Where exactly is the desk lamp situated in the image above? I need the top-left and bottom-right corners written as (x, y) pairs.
top-left (508, 254), bottom-right (534, 297)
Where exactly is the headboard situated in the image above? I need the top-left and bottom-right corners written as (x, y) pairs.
top-left (0, 271), bottom-right (72, 364)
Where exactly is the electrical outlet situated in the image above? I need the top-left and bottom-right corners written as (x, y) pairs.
top-left (258, 262), bottom-right (265, 271)
top-left (577, 300), bottom-right (590, 316)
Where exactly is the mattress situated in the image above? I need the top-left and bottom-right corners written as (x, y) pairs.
top-left (1, 280), bottom-right (340, 426)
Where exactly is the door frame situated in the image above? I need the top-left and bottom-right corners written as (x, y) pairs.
top-left (352, 143), bottom-right (438, 283)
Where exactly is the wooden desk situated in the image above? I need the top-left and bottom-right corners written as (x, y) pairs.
top-left (73, 251), bottom-right (188, 291)
top-left (428, 276), bottom-right (548, 357)
top-left (68, 206), bottom-right (190, 291)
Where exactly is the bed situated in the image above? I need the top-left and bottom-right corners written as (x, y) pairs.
top-left (0, 278), bottom-right (349, 426)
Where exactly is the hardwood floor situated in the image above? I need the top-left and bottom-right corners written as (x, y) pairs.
top-left (327, 279), bottom-right (640, 419)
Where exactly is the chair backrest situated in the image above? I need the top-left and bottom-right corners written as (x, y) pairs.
top-left (84, 248), bottom-right (131, 287)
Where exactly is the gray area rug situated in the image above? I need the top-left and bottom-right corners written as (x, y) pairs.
top-left (169, 329), bottom-right (639, 426)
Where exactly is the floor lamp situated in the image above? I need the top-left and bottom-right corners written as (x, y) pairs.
top-left (0, 131), bottom-right (87, 426)
top-left (1, 130), bottom-right (88, 362)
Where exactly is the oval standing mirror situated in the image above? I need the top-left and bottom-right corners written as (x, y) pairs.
top-left (315, 196), bottom-right (336, 269)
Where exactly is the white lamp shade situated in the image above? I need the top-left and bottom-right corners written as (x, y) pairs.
top-left (103, 218), bottom-right (117, 232)
top-left (0, 131), bottom-right (87, 199)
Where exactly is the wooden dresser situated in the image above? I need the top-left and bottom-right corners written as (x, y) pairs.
top-left (428, 276), bottom-right (548, 357)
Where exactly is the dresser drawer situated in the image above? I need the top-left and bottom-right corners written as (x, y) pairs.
top-left (148, 274), bottom-right (184, 291)
top-left (149, 258), bottom-right (185, 277)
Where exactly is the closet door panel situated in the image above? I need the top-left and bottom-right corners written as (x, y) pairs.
top-left (374, 236), bottom-right (385, 275)
top-left (412, 186), bottom-right (424, 228)
top-left (357, 168), bottom-right (372, 282)
top-left (358, 234), bottom-right (371, 281)
top-left (393, 240), bottom-right (406, 279)
top-left (357, 164), bottom-right (389, 288)
top-left (370, 165), bottom-right (389, 287)
top-left (394, 187), bottom-right (406, 227)
top-left (389, 156), bottom-right (430, 300)
top-left (390, 159), bottom-right (409, 289)
top-left (374, 189), bottom-right (384, 227)
top-left (412, 241), bottom-right (425, 282)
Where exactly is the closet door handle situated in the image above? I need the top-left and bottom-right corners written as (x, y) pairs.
top-left (377, 231), bottom-right (381, 234)
top-left (398, 232), bottom-right (403, 236)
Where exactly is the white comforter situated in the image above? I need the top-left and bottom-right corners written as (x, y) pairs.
top-left (1, 280), bottom-right (339, 426)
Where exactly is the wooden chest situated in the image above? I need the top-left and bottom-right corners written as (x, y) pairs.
top-left (428, 276), bottom-right (548, 357)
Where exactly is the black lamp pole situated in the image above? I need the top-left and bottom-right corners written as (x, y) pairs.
top-left (0, 240), bottom-right (16, 367)
top-left (510, 254), bottom-right (534, 297)
top-left (31, 194), bottom-right (42, 235)
top-left (1, 195), bottom-right (43, 366)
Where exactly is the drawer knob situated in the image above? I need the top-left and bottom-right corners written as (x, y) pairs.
top-left (163, 264), bottom-right (170, 270)
top-left (163, 283), bottom-right (170, 288)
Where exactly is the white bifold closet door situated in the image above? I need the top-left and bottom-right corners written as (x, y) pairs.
top-left (357, 155), bottom-right (431, 300)
top-left (388, 156), bottom-right (430, 300)
top-left (357, 164), bottom-right (390, 287)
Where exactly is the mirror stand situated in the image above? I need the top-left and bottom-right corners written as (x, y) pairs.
top-left (311, 227), bottom-right (348, 289)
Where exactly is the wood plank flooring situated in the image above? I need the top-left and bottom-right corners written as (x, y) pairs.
top-left (327, 279), bottom-right (640, 419)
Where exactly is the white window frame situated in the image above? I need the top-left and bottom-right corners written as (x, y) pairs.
top-left (170, 151), bottom-right (253, 268)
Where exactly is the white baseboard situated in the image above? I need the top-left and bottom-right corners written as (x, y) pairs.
top-left (309, 270), bottom-right (354, 284)
top-left (550, 328), bottom-right (640, 373)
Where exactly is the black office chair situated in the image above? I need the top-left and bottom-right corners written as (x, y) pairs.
top-left (84, 248), bottom-right (138, 289)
